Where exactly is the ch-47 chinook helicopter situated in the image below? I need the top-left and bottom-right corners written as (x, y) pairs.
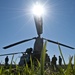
top-left (1, 2), bottom-right (75, 66)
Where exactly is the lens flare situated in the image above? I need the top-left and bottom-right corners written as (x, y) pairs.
top-left (31, 2), bottom-right (45, 17)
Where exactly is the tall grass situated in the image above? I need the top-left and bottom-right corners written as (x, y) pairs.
top-left (40, 41), bottom-right (47, 75)
top-left (58, 44), bottom-right (66, 65)
top-left (0, 42), bottom-right (75, 75)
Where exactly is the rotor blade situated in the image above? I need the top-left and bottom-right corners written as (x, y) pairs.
top-left (0, 52), bottom-right (24, 56)
top-left (43, 38), bottom-right (75, 49)
top-left (3, 37), bottom-right (36, 49)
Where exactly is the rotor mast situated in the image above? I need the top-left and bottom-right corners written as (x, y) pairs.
top-left (34, 15), bottom-right (43, 54)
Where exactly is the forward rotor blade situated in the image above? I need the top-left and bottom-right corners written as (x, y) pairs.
top-left (43, 38), bottom-right (75, 49)
top-left (3, 37), bottom-right (36, 49)
top-left (0, 52), bottom-right (24, 56)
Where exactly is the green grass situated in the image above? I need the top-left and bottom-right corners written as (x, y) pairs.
top-left (0, 42), bottom-right (75, 75)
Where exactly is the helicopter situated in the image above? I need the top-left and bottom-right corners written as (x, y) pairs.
top-left (1, 3), bottom-right (75, 66)
top-left (1, 15), bottom-right (75, 66)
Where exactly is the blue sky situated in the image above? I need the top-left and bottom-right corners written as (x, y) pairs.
top-left (0, 0), bottom-right (75, 64)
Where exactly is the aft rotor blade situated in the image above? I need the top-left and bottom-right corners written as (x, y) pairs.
top-left (43, 38), bottom-right (75, 49)
top-left (3, 37), bottom-right (36, 49)
top-left (0, 52), bottom-right (24, 56)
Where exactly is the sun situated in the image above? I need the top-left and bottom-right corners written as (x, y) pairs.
top-left (31, 2), bottom-right (45, 17)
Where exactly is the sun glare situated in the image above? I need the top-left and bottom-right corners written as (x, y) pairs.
top-left (31, 2), bottom-right (45, 17)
